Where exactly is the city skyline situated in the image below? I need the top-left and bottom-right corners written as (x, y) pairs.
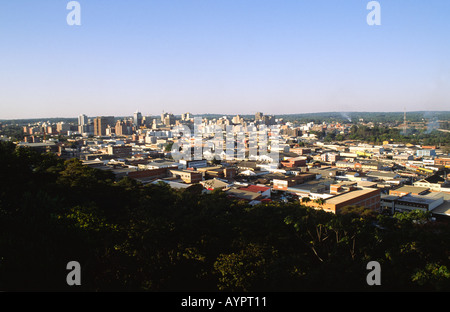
top-left (1, 1), bottom-right (450, 119)
top-left (3, 109), bottom-right (450, 123)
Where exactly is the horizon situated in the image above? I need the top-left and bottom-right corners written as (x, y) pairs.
top-left (1, 1), bottom-right (450, 119)
top-left (2, 110), bottom-right (450, 122)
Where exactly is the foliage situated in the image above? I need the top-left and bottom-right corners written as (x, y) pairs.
top-left (344, 125), bottom-right (450, 146)
top-left (0, 125), bottom-right (25, 142)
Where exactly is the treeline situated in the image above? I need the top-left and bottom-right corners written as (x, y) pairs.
top-left (0, 118), bottom-right (77, 125)
top-left (0, 125), bottom-right (24, 142)
top-left (0, 141), bottom-right (449, 292)
top-left (322, 124), bottom-right (450, 146)
top-left (277, 111), bottom-right (450, 125)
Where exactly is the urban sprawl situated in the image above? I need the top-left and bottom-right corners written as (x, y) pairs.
top-left (3, 111), bottom-right (450, 218)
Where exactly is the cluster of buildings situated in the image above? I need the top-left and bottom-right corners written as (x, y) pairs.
top-left (10, 111), bottom-right (450, 219)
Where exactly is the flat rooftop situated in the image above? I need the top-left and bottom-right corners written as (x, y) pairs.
top-left (357, 181), bottom-right (378, 187)
top-left (381, 195), bottom-right (399, 201)
top-left (17, 142), bottom-right (56, 147)
top-left (287, 179), bottom-right (334, 193)
top-left (396, 194), bottom-right (441, 205)
top-left (326, 188), bottom-right (379, 205)
top-left (431, 201), bottom-right (450, 217)
top-left (391, 186), bottom-right (430, 194)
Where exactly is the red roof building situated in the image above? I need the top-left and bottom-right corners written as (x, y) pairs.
top-left (238, 185), bottom-right (271, 198)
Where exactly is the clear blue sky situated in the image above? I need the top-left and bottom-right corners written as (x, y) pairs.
top-left (1, 0), bottom-right (449, 119)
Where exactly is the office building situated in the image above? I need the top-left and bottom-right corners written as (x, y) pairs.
top-left (56, 122), bottom-right (71, 135)
top-left (115, 120), bottom-right (132, 136)
top-left (134, 111), bottom-right (143, 127)
top-left (302, 188), bottom-right (381, 214)
top-left (255, 112), bottom-right (263, 122)
top-left (94, 116), bottom-right (115, 136)
top-left (107, 145), bottom-right (132, 158)
top-left (181, 113), bottom-right (191, 121)
top-left (161, 113), bottom-right (175, 126)
top-left (78, 114), bottom-right (88, 126)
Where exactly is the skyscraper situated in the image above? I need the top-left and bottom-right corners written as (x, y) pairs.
top-left (94, 116), bottom-right (115, 136)
top-left (181, 113), bottom-right (191, 121)
top-left (78, 114), bottom-right (89, 134)
top-left (161, 113), bottom-right (175, 126)
top-left (255, 112), bottom-right (263, 122)
top-left (134, 111), bottom-right (143, 127)
top-left (115, 120), bottom-right (132, 136)
top-left (78, 114), bottom-right (88, 126)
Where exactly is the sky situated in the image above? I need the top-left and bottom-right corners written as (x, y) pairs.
top-left (0, 0), bottom-right (449, 119)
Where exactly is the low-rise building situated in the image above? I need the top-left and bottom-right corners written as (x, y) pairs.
top-left (107, 145), bottom-right (132, 158)
top-left (226, 188), bottom-right (264, 203)
top-left (416, 149), bottom-right (436, 157)
top-left (389, 186), bottom-right (430, 196)
top-left (321, 153), bottom-right (340, 163)
top-left (435, 157), bottom-right (450, 167)
top-left (366, 171), bottom-right (401, 181)
top-left (272, 173), bottom-right (316, 191)
top-left (393, 154), bottom-right (414, 161)
top-left (169, 169), bottom-right (203, 184)
top-left (180, 159), bottom-right (208, 169)
top-left (200, 178), bottom-right (232, 191)
top-left (381, 192), bottom-right (445, 214)
top-left (128, 166), bottom-right (178, 183)
top-left (238, 185), bottom-right (271, 198)
top-left (414, 174), bottom-right (450, 193)
top-left (303, 188), bottom-right (381, 214)
top-left (281, 156), bottom-right (307, 168)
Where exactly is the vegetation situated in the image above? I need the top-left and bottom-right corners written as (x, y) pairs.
top-left (321, 124), bottom-right (450, 146)
top-left (0, 125), bottom-right (24, 142)
top-left (0, 141), bottom-right (449, 291)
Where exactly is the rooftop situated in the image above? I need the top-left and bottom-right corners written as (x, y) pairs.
top-left (239, 185), bottom-right (271, 193)
top-left (396, 194), bottom-right (442, 205)
top-left (390, 185), bottom-right (430, 194)
top-left (326, 188), bottom-right (379, 205)
top-left (366, 171), bottom-right (399, 178)
top-left (17, 142), bottom-right (56, 147)
top-left (226, 188), bottom-right (262, 201)
top-left (431, 201), bottom-right (450, 216)
top-left (288, 179), bottom-right (334, 193)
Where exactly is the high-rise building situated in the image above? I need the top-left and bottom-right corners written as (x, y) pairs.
top-left (232, 115), bottom-right (244, 124)
top-left (161, 113), bottom-right (175, 126)
top-left (115, 120), bottom-right (132, 136)
top-left (181, 113), bottom-right (191, 121)
top-left (78, 114), bottom-right (89, 134)
top-left (262, 115), bottom-right (276, 126)
top-left (94, 116), bottom-right (115, 136)
top-left (78, 114), bottom-right (88, 126)
top-left (142, 116), bottom-right (152, 128)
top-left (255, 112), bottom-right (264, 122)
top-left (134, 111), bottom-right (142, 127)
top-left (56, 122), bottom-right (71, 135)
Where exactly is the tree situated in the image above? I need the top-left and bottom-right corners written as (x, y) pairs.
top-left (411, 263), bottom-right (450, 291)
top-left (214, 243), bottom-right (280, 291)
top-left (314, 198), bottom-right (325, 205)
top-left (165, 142), bottom-right (174, 152)
top-left (301, 197), bottom-right (311, 203)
